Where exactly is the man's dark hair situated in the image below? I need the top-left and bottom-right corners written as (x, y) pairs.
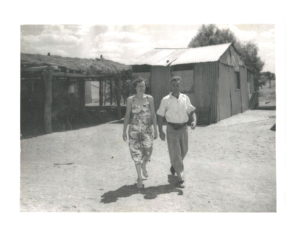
top-left (170, 75), bottom-right (182, 82)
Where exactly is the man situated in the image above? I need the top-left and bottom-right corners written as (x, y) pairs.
top-left (157, 76), bottom-right (197, 188)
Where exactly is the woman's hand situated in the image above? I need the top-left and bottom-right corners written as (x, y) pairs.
top-left (159, 131), bottom-right (166, 141)
top-left (153, 128), bottom-right (158, 140)
top-left (122, 131), bottom-right (127, 141)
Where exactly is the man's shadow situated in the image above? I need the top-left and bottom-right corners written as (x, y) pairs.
top-left (100, 175), bottom-right (183, 204)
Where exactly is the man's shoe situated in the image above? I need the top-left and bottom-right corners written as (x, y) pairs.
top-left (176, 180), bottom-right (185, 188)
top-left (170, 166), bottom-right (176, 175)
top-left (137, 178), bottom-right (144, 189)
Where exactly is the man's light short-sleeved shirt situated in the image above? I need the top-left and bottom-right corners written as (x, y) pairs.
top-left (156, 93), bottom-right (195, 123)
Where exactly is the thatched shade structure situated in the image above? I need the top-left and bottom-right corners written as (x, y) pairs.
top-left (21, 53), bottom-right (132, 135)
top-left (21, 53), bottom-right (129, 75)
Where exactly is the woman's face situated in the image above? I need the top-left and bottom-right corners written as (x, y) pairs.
top-left (136, 81), bottom-right (146, 94)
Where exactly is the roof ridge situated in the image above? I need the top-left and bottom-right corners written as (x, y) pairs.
top-left (154, 42), bottom-right (232, 50)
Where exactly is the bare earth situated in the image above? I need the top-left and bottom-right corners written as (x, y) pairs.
top-left (21, 110), bottom-right (276, 212)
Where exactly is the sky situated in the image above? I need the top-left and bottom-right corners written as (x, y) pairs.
top-left (21, 24), bottom-right (275, 72)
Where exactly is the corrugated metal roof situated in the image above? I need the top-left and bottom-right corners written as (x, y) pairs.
top-left (131, 43), bottom-right (232, 66)
top-left (132, 49), bottom-right (186, 66)
top-left (171, 43), bottom-right (231, 65)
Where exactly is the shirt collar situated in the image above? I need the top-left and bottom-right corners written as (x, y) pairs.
top-left (169, 92), bottom-right (182, 99)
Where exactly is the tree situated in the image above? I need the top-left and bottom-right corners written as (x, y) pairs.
top-left (235, 42), bottom-right (264, 74)
top-left (189, 25), bottom-right (237, 47)
top-left (188, 24), bottom-right (265, 90)
top-left (235, 41), bottom-right (265, 90)
top-left (260, 71), bottom-right (276, 88)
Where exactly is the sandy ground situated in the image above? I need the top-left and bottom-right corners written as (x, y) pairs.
top-left (21, 110), bottom-right (276, 212)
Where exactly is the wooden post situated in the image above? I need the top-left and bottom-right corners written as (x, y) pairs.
top-left (99, 79), bottom-right (103, 106)
top-left (43, 68), bottom-right (53, 133)
top-left (116, 76), bottom-right (122, 119)
top-left (239, 75), bottom-right (243, 113)
top-left (110, 79), bottom-right (113, 105)
top-left (79, 80), bottom-right (85, 108)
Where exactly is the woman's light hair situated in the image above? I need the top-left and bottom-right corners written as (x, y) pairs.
top-left (132, 77), bottom-right (145, 88)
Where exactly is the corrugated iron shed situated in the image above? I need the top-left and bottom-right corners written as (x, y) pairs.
top-left (131, 43), bottom-right (232, 66)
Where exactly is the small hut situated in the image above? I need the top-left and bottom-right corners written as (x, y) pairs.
top-left (131, 43), bottom-right (258, 124)
top-left (21, 53), bottom-right (132, 136)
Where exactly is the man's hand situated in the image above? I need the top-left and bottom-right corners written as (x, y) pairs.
top-left (159, 131), bottom-right (166, 141)
top-left (122, 131), bottom-right (127, 141)
top-left (191, 121), bottom-right (196, 130)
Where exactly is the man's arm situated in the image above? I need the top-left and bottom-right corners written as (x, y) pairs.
top-left (157, 115), bottom-right (166, 141)
top-left (190, 111), bottom-right (197, 129)
top-left (185, 95), bottom-right (196, 129)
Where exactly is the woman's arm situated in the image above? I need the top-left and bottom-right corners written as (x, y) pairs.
top-left (149, 96), bottom-right (158, 139)
top-left (123, 97), bottom-right (132, 141)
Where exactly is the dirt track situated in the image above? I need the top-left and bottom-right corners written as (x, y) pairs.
top-left (21, 110), bottom-right (276, 212)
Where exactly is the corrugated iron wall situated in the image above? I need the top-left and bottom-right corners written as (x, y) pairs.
top-left (194, 62), bottom-right (218, 124)
top-left (150, 66), bottom-right (171, 110)
top-left (218, 62), bottom-right (251, 118)
top-left (230, 71), bottom-right (242, 115)
top-left (217, 45), bottom-right (250, 121)
top-left (218, 63), bottom-right (232, 121)
top-left (240, 66), bottom-right (249, 111)
top-left (219, 46), bottom-right (244, 67)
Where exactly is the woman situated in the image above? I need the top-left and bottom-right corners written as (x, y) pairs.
top-left (123, 77), bottom-right (158, 189)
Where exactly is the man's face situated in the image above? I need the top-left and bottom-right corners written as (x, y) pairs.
top-left (170, 80), bottom-right (180, 93)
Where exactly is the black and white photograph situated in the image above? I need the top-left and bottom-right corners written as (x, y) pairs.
top-left (20, 24), bottom-right (276, 212)
top-left (3, 0), bottom-right (300, 233)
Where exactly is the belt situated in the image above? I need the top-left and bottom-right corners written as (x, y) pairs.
top-left (167, 122), bottom-right (187, 130)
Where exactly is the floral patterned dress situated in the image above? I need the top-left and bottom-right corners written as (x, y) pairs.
top-left (128, 95), bottom-right (153, 164)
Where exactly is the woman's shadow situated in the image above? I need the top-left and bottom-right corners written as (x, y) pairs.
top-left (100, 175), bottom-right (183, 203)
